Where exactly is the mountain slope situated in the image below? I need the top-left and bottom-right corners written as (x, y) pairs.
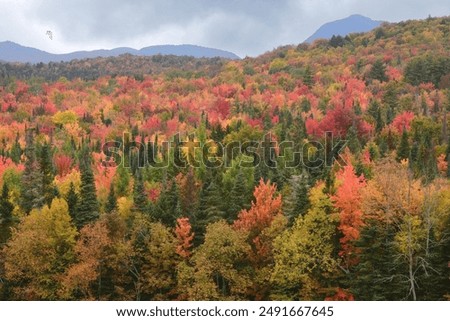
top-left (0, 41), bottom-right (240, 63)
top-left (304, 14), bottom-right (383, 43)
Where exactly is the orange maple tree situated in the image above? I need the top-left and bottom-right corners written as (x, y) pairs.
top-left (233, 179), bottom-right (282, 234)
top-left (331, 160), bottom-right (366, 263)
top-left (175, 217), bottom-right (194, 259)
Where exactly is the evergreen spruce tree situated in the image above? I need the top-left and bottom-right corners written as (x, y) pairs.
top-left (179, 168), bottom-right (198, 216)
top-left (346, 125), bottom-right (361, 154)
top-left (323, 169), bottom-right (335, 195)
top-left (194, 180), bottom-right (225, 245)
top-left (227, 169), bottom-right (248, 222)
top-left (302, 66), bottom-right (313, 88)
top-left (300, 98), bottom-right (311, 113)
top-left (386, 106), bottom-right (395, 125)
top-left (0, 183), bottom-right (14, 223)
top-left (350, 221), bottom-right (404, 300)
top-left (105, 183), bottom-right (117, 213)
top-left (368, 100), bottom-right (380, 120)
top-left (76, 144), bottom-right (99, 229)
top-left (10, 133), bottom-right (22, 164)
top-left (0, 183), bottom-right (15, 245)
top-left (368, 142), bottom-right (380, 161)
top-left (417, 229), bottom-right (450, 300)
top-left (410, 140), bottom-right (419, 170)
top-left (377, 136), bottom-right (388, 158)
top-left (423, 141), bottom-right (437, 182)
top-left (329, 35), bottom-right (345, 47)
top-left (289, 115), bottom-right (306, 149)
top-left (289, 176), bottom-right (310, 223)
top-left (39, 142), bottom-right (56, 207)
top-left (170, 133), bottom-right (187, 177)
top-left (147, 139), bottom-right (155, 166)
top-left (396, 129), bottom-right (410, 162)
top-left (132, 169), bottom-right (148, 213)
top-left (369, 59), bottom-right (388, 82)
top-left (153, 179), bottom-right (179, 226)
top-left (65, 182), bottom-right (78, 221)
top-left (115, 164), bottom-right (131, 197)
top-left (375, 108), bottom-right (384, 133)
top-left (383, 85), bottom-right (399, 124)
top-left (20, 129), bottom-right (44, 214)
top-left (421, 94), bottom-right (429, 116)
top-left (130, 149), bottom-right (140, 176)
top-left (253, 160), bottom-right (263, 186)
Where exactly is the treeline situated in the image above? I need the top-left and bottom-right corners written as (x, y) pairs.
top-left (0, 54), bottom-right (227, 82)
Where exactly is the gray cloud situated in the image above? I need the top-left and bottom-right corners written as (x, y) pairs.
top-left (0, 0), bottom-right (449, 57)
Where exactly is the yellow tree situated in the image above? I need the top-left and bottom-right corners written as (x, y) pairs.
top-left (141, 222), bottom-right (179, 300)
top-left (271, 182), bottom-right (339, 300)
top-left (129, 215), bottom-right (179, 300)
top-left (177, 220), bottom-right (251, 300)
top-left (3, 198), bottom-right (77, 300)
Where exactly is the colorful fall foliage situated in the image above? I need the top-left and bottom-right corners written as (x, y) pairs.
top-left (0, 16), bottom-right (449, 301)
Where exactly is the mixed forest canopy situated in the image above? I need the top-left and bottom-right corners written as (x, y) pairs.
top-left (0, 16), bottom-right (449, 301)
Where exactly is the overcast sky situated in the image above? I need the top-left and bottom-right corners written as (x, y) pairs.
top-left (1, 0), bottom-right (449, 57)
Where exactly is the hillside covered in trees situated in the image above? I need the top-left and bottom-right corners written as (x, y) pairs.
top-left (0, 16), bottom-right (449, 301)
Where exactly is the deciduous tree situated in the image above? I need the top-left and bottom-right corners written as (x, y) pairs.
top-left (3, 198), bottom-right (77, 299)
top-left (331, 161), bottom-right (366, 265)
top-left (175, 217), bottom-right (194, 259)
top-left (272, 183), bottom-right (339, 300)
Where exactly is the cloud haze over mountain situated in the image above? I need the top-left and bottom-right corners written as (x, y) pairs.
top-left (0, 0), bottom-right (448, 57)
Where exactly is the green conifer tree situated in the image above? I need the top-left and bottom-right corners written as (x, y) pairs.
top-left (346, 125), bottom-right (361, 154)
top-left (153, 179), bottom-right (179, 226)
top-left (39, 142), bottom-right (56, 207)
top-left (290, 177), bottom-right (310, 223)
top-left (351, 221), bottom-right (403, 300)
top-left (115, 165), bottom-right (131, 197)
top-left (20, 129), bottom-right (44, 214)
top-left (302, 66), bottom-right (313, 87)
top-left (0, 183), bottom-right (14, 223)
top-left (65, 182), bottom-right (78, 221)
top-left (227, 169), bottom-right (248, 222)
top-left (76, 144), bottom-right (99, 228)
top-left (10, 133), bottom-right (22, 164)
top-left (369, 59), bottom-right (388, 82)
top-left (194, 180), bottom-right (225, 245)
top-left (105, 183), bottom-right (117, 213)
top-left (132, 169), bottom-right (148, 214)
top-left (0, 183), bottom-right (14, 244)
top-left (396, 129), bottom-right (410, 162)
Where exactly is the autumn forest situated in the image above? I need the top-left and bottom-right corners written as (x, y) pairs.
top-left (0, 17), bottom-right (449, 301)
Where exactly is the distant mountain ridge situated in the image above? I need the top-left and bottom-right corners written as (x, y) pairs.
top-left (304, 14), bottom-right (383, 43)
top-left (0, 41), bottom-right (240, 63)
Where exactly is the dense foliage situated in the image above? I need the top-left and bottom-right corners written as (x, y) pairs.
top-left (0, 16), bottom-right (449, 301)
